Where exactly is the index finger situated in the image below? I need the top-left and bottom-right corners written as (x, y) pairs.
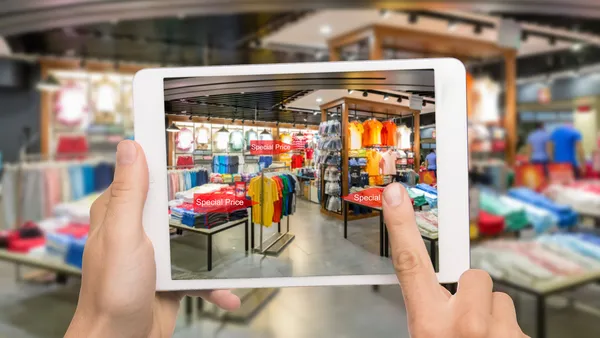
top-left (383, 183), bottom-right (442, 309)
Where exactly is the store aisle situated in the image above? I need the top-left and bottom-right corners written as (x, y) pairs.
top-left (170, 199), bottom-right (394, 280)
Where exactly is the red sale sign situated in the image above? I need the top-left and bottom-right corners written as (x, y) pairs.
top-left (193, 192), bottom-right (256, 213)
top-left (343, 187), bottom-right (384, 208)
top-left (249, 140), bottom-right (292, 155)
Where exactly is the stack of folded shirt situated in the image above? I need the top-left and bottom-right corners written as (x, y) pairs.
top-left (412, 188), bottom-right (437, 208)
top-left (194, 213), bottom-right (229, 229)
top-left (229, 209), bottom-right (248, 221)
top-left (508, 188), bottom-right (578, 228)
top-left (233, 174), bottom-right (242, 182)
top-left (545, 183), bottom-right (600, 217)
top-left (210, 173), bottom-right (223, 183)
top-left (414, 210), bottom-right (438, 238)
top-left (537, 233), bottom-right (600, 261)
top-left (222, 174), bottom-right (233, 183)
top-left (53, 193), bottom-right (101, 223)
top-left (404, 185), bottom-right (428, 207)
top-left (479, 190), bottom-right (528, 231)
top-left (499, 195), bottom-right (558, 234)
top-left (477, 211), bottom-right (505, 236)
top-left (175, 184), bottom-right (229, 203)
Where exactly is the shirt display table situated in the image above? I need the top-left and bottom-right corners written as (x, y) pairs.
top-left (0, 249), bottom-right (81, 283)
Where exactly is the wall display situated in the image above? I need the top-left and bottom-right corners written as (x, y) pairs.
top-left (136, 60), bottom-right (469, 291)
top-left (90, 74), bottom-right (121, 125)
top-left (54, 80), bottom-right (89, 128)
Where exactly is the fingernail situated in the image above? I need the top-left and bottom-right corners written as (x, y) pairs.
top-left (116, 141), bottom-right (137, 165)
top-left (384, 184), bottom-right (404, 207)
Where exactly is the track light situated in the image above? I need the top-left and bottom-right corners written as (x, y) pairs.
top-left (408, 13), bottom-right (418, 24)
top-left (572, 43), bottom-right (584, 52)
top-left (448, 20), bottom-right (458, 32)
top-left (397, 97), bottom-right (403, 103)
top-left (474, 24), bottom-right (483, 35)
top-left (348, 89), bottom-right (354, 94)
top-left (362, 91), bottom-right (368, 97)
top-left (313, 111), bottom-right (318, 115)
top-left (549, 36), bottom-right (556, 46)
top-left (380, 9), bottom-right (390, 19)
top-left (303, 118), bottom-right (307, 122)
top-left (280, 105), bottom-right (286, 109)
top-left (383, 94), bottom-right (389, 101)
top-left (422, 101), bottom-right (427, 107)
top-left (521, 31), bottom-right (528, 42)
top-left (188, 115), bottom-right (193, 120)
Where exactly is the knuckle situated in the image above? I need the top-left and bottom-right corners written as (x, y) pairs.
top-left (392, 248), bottom-right (422, 276)
top-left (458, 311), bottom-right (489, 338)
top-left (109, 180), bottom-right (134, 202)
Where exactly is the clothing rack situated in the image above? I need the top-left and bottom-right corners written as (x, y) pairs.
top-left (254, 166), bottom-right (295, 255)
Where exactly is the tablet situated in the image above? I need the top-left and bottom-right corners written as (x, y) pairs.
top-left (133, 58), bottom-right (470, 291)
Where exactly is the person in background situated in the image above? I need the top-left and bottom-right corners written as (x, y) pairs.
top-left (526, 122), bottom-right (550, 173)
top-left (548, 124), bottom-right (586, 179)
top-left (425, 149), bottom-right (437, 177)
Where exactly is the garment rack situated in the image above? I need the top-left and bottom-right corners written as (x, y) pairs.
top-left (253, 166), bottom-right (295, 255)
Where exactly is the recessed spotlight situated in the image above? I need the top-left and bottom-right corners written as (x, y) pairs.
top-left (348, 89), bottom-right (354, 94)
top-left (383, 94), bottom-right (389, 101)
top-left (316, 97), bottom-right (323, 103)
top-left (320, 25), bottom-right (332, 36)
top-left (362, 91), bottom-right (368, 97)
top-left (572, 43), bottom-right (584, 52)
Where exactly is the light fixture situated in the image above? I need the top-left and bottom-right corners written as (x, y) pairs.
top-left (549, 36), bottom-right (557, 46)
top-left (571, 43), bottom-right (584, 52)
top-left (362, 91), bottom-right (368, 97)
top-left (261, 129), bottom-right (270, 135)
top-left (473, 24), bottom-right (483, 35)
top-left (166, 123), bottom-right (180, 133)
top-left (36, 74), bottom-right (61, 92)
top-left (422, 101), bottom-right (427, 107)
top-left (397, 97), bottom-right (403, 103)
top-left (408, 13), bottom-right (418, 24)
top-left (383, 94), bottom-right (389, 101)
top-left (280, 104), bottom-right (286, 109)
top-left (303, 118), bottom-right (307, 121)
top-left (316, 97), bottom-right (323, 103)
top-left (348, 89), bottom-right (354, 94)
top-left (188, 115), bottom-right (193, 121)
top-left (521, 31), bottom-right (528, 42)
top-left (241, 92), bottom-right (245, 94)
top-left (313, 111), bottom-right (318, 115)
top-left (319, 25), bottom-right (332, 36)
top-left (448, 20), bottom-right (458, 32)
top-left (380, 9), bottom-right (390, 19)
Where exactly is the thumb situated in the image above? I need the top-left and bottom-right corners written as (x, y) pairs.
top-left (102, 141), bottom-right (149, 236)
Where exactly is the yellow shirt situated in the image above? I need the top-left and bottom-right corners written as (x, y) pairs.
top-left (280, 133), bottom-right (292, 145)
top-left (348, 121), bottom-right (364, 150)
top-left (366, 150), bottom-right (382, 176)
top-left (248, 177), bottom-right (280, 227)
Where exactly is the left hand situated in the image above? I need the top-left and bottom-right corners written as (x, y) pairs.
top-left (65, 141), bottom-right (240, 338)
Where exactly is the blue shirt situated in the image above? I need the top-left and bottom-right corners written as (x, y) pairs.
top-left (425, 152), bottom-right (437, 170)
top-left (527, 129), bottom-right (550, 162)
top-left (550, 126), bottom-right (582, 166)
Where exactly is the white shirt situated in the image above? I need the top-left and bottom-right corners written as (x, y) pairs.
top-left (214, 131), bottom-right (229, 151)
top-left (380, 151), bottom-right (398, 175)
top-left (259, 132), bottom-right (273, 141)
top-left (177, 128), bottom-right (194, 151)
top-left (472, 78), bottom-right (500, 123)
top-left (196, 126), bottom-right (209, 144)
top-left (397, 125), bottom-right (412, 150)
top-left (56, 85), bottom-right (87, 126)
top-left (96, 83), bottom-right (117, 112)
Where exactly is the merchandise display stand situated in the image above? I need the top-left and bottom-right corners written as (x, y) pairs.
top-left (494, 272), bottom-right (600, 338)
top-left (253, 166), bottom-right (295, 256)
top-left (169, 216), bottom-right (250, 271)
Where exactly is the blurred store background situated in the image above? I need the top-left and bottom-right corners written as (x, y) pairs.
top-left (2, 2), bottom-right (600, 338)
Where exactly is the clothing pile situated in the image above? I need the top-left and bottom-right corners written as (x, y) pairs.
top-left (174, 184), bottom-right (230, 203)
top-left (248, 173), bottom-right (299, 227)
top-left (414, 184), bottom-right (438, 208)
top-left (319, 120), bottom-right (341, 135)
top-left (498, 195), bottom-right (558, 233)
top-left (167, 168), bottom-right (209, 200)
top-left (544, 182), bottom-right (600, 217)
top-left (479, 190), bottom-right (528, 231)
top-left (414, 210), bottom-right (438, 238)
top-left (508, 188), bottom-right (577, 228)
top-left (212, 155), bottom-right (240, 174)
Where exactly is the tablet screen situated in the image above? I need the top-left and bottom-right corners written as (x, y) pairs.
top-left (162, 69), bottom-right (439, 280)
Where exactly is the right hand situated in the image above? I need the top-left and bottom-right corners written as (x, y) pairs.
top-left (382, 183), bottom-right (528, 337)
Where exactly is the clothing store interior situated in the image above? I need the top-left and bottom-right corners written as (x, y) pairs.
top-left (2, 4), bottom-right (600, 338)
top-left (165, 71), bottom-right (438, 280)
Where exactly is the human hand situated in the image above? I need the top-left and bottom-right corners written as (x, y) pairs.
top-left (65, 141), bottom-right (240, 338)
top-left (382, 183), bottom-right (528, 337)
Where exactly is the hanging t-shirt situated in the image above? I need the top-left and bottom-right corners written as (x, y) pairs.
top-left (364, 119), bottom-right (383, 146)
top-left (272, 176), bottom-right (283, 223)
top-left (349, 167), bottom-right (362, 187)
top-left (196, 126), bottom-right (209, 144)
top-left (96, 83), bottom-right (117, 113)
top-left (248, 177), bottom-right (279, 227)
top-left (366, 150), bottom-right (383, 176)
top-left (472, 78), bottom-right (500, 123)
top-left (291, 154), bottom-right (304, 169)
top-left (397, 125), bottom-right (412, 150)
top-left (305, 148), bottom-right (314, 160)
top-left (380, 151), bottom-right (398, 175)
top-left (214, 130), bottom-right (230, 152)
top-left (381, 121), bottom-right (398, 147)
top-left (245, 130), bottom-right (258, 150)
top-left (348, 121), bottom-right (364, 150)
top-left (176, 128), bottom-right (194, 152)
top-left (280, 133), bottom-right (292, 145)
top-left (55, 82), bottom-right (88, 127)
top-left (229, 130), bottom-right (244, 151)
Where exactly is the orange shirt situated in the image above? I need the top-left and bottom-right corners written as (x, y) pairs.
top-left (362, 120), bottom-right (371, 147)
top-left (368, 119), bottom-right (383, 146)
top-left (381, 121), bottom-right (397, 146)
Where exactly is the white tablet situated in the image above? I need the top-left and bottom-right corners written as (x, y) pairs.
top-left (133, 58), bottom-right (470, 291)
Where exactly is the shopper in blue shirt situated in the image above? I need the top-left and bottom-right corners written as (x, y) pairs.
top-left (549, 124), bottom-right (585, 178)
top-left (425, 149), bottom-right (437, 177)
top-left (65, 141), bottom-right (524, 338)
top-left (526, 123), bottom-right (550, 175)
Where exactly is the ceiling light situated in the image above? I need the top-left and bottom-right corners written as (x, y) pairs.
top-left (422, 101), bottom-right (427, 107)
top-left (303, 118), bottom-right (307, 121)
top-left (313, 111), bottom-right (318, 115)
top-left (316, 97), bottom-right (323, 103)
top-left (380, 9), bottom-right (390, 19)
top-left (348, 89), bottom-right (354, 94)
top-left (549, 36), bottom-right (557, 46)
top-left (240, 92), bottom-right (245, 94)
top-left (397, 97), bottom-right (403, 103)
top-left (473, 24), bottom-right (483, 35)
top-left (36, 74), bottom-right (61, 92)
top-left (166, 123), bottom-right (180, 133)
top-left (448, 20), bottom-right (458, 32)
top-left (572, 43), bottom-right (584, 52)
top-left (188, 115), bottom-right (193, 120)
top-left (383, 94), bottom-right (389, 101)
top-left (408, 13), bottom-right (418, 24)
top-left (260, 129), bottom-right (271, 135)
top-left (362, 91), bottom-right (368, 97)
top-left (280, 104), bottom-right (286, 109)
top-left (320, 25), bottom-right (332, 36)
top-left (521, 31), bottom-right (528, 42)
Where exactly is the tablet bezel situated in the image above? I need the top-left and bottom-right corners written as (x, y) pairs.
top-left (133, 58), bottom-right (470, 291)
